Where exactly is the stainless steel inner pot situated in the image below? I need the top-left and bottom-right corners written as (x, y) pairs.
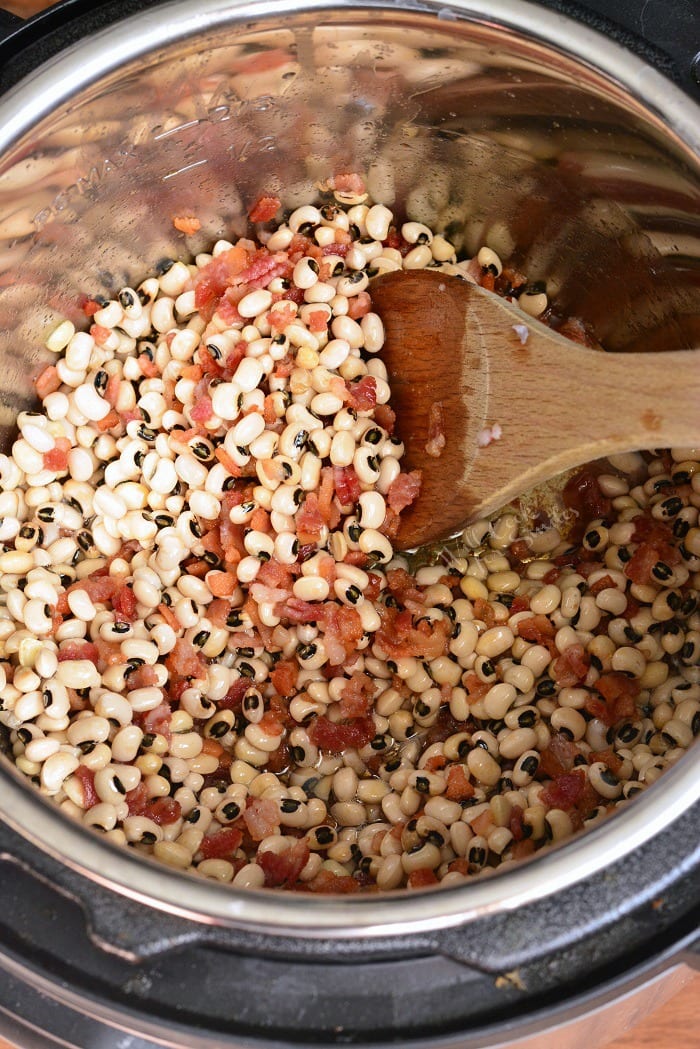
top-left (0, 0), bottom-right (698, 937)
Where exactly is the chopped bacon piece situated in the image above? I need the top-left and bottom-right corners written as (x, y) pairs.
top-left (387, 470), bottom-right (422, 514)
top-left (326, 173), bottom-right (366, 194)
top-left (35, 364), bottom-right (62, 399)
top-left (540, 769), bottom-right (586, 811)
top-left (425, 401), bottom-right (446, 458)
top-left (308, 714), bottom-right (376, 753)
top-left (218, 676), bottom-right (249, 711)
top-left (552, 643), bottom-right (590, 687)
top-left (57, 641), bottom-right (99, 665)
top-left (305, 870), bottom-right (361, 894)
top-left (248, 195), bottom-right (281, 223)
top-left (113, 583), bottom-right (138, 622)
top-left (243, 797), bottom-right (280, 841)
top-left (165, 638), bottom-right (207, 684)
top-left (144, 797), bottom-right (182, 825)
top-left (346, 291), bottom-right (372, 319)
top-left (374, 403), bottom-right (396, 434)
top-left (345, 375), bottom-right (377, 411)
top-left (43, 436), bottom-right (71, 472)
top-left (338, 672), bottom-right (374, 718)
top-left (270, 660), bottom-right (298, 697)
top-left (269, 301), bottom-right (297, 332)
top-left (588, 574), bottom-right (617, 596)
top-left (173, 214), bottom-right (201, 235)
top-left (585, 672), bottom-right (640, 725)
top-left (258, 840), bottom-right (310, 888)
top-left (445, 764), bottom-right (474, 801)
top-left (296, 492), bottom-right (326, 544)
top-left (73, 766), bottom-right (98, 808)
top-left (562, 468), bottom-right (611, 539)
top-left (333, 465), bottom-right (361, 507)
top-left (127, 664), bottom-right (160, 690)
top-left (538, 733), bottom-right (580, 778)
top-left (407, 868), bottom-right (439, 890)
top-left (516, 614), bottom-right (557, 648)
top-left (463, 673), bottom-right (490, 701)
top-left (190, 395), bottom-right (213, 423)
top-left (199, 827), bottom-right (243, 859)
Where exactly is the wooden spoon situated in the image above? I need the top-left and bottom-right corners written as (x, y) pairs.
top-left (370, 269), bottom-right (700, 550)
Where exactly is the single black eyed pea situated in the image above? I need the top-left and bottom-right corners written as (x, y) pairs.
top-left (588, 761), bottom-right (623, 800)
top-left (550, 707), bottom-right (587, 741)
top-left (401, 841), bottom-right (442, 874)
top-left (498, 727), bottom-right (538, 760)
top-left (512, 750), bottom-right (540, 786)
top-left (467, 748), bottom-right (501, 786)
top-left (545, 808), bottom-right (574, 842)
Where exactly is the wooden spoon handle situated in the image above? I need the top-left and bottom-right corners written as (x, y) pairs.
top-left (465, 296), bottom-right (700, 520)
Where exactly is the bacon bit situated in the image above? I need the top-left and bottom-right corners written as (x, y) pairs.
top-left (552, 643), bottom-right (590, 687)
top-left (540, 769), bottom-right (586, 811)
top-left (588, 574), bottom-right (617, 596)
top-left (338, 672), bottom-right (374, 718)
top-left (385, 567), bottom-right (424, 608)
top-left (306, 870), bottom-right (361, 894)
top-left (425, 402), bottom-right (446, 458)
top-left (445, 764), bottom-right (474, 801)
top-left (509, 804), bottom-right (526, 841)
top-left (374, 403), bottom-right (396, 434)
top-left (218, 676), bottom-right (249, 712)
top-left (296, 492), bottom-right (326, 544)
top-left (270, 660), bottom-right (298, 698)
top-left (448, 858), bottom-right (470, 876)
top-left (539, 733), bottom-right (579, 778)
top-left (138, 353), bottom-right (160, 378)
top-left (516, 613), bottom-right (557, 647)
top-left (73, 766), bottom-right (98, 808)
top-left (181, 363), bottom-right (203, 382)
top-left (214, 446), bottom-right (243, 477)
top-left (207, 571), bottom-right (237, 597)
top-left (248, 195), bottom-right (281, 223)
top-left (462, 673), bottom-right (490, 702)
top-left (157, 603), bottom-right (181, 631)
top-left (269, 301), bottom-right (297, 332)
top-left (96, 408), bottom-right (120, 432)
top-left (345, 375), bottom-right (377, 411)
top-left (190, 395), bottom-right (213, 423)
top-left (113, 583), bottom-right (138, 623)
top-left (473, 597), bottom-right (496, 629)
top-left (165, 638), bottom-right (207, 684)
top-left (471, 809), bottom-right (494, 837)
top-left (387, 470), bottom-right (422, 514)
top-left (42, 436), bottom-right (72, 472)
top-left (333, 465), bottom-right (361, 508)
top-left (173, 214), bottom-right (201, 235)
top-left (258, 840), bottom-right (309, 888)
top-left (585, 672), bottom-right (639, 726)
top-left (127, 664), bottom-right (160, 690)
top-left (562, 467), bottom-right (611, 539)
top-left (590, 749), bottom-right (624, 776)
top-left (325, 172), bottom-right (366, 194)
top-left (34, 365), bottom-right (62, 399)
top-left (308, 714), bottom-right (376, 753)
top-left (243, 797), bottom-right (280, 841)
top-left (407, 868), bottom-right (439, 890)
top-left (82, 298), bottom-right (101, 317)
top-left (346, 291), bottom-right (372, 319)
top-left (199, 827), bottom-right (243, 859)
top-left (510, 594), bottom-right (530, 613)
top-left (145, 797), bottom-right (182, 825)
top-left (307, 309), bottom-right (329, 332)
top-left (90, 323), bottom-right (111, 346)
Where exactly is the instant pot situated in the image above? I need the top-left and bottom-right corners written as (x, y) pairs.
top-left (0, 0), bottom-right (698, 1045)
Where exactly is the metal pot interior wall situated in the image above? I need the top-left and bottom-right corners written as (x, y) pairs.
top-left (0, 0), bottom-right (698, 930)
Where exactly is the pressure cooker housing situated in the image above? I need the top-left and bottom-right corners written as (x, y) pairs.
top-left (0, 0), bottom-right (698, 1044)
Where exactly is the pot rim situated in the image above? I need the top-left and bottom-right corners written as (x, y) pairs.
top-left (0, 0), bottom-right (698, 935)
